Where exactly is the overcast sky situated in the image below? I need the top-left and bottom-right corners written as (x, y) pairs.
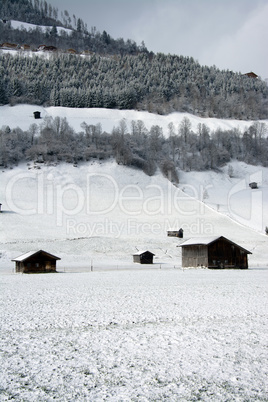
top-left (48, 0), bottom-right (268, 79)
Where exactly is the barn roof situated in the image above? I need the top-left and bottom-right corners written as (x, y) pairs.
top-left (133, 250), bottom-right (155, 256)
top-left (180, 236), bottom-right (220, 246)
top-left (180, 236), bottom-right (252, 254)
top-left (12, 250), bottom-right (61, 262)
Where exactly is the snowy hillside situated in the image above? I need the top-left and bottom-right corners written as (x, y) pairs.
top-left (10, 19), bottom-right (73, 36)
top-left (0, 160), bottom-right (267, 272)
top-left (1, 104), bottom-right (266, 136)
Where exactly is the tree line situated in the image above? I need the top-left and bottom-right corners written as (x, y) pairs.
top-left (1, 52), bottom-right (267, 120)
top-left (1, 116), bottom-right (267, 176)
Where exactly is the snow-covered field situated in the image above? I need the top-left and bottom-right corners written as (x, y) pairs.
top-left (1, 104), bottom-right (266, 137)
top-left (0, 269), bottom-right (267, 401)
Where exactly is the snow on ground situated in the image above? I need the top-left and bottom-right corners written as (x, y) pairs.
top-left (0, 269), bottom-right (267, 401)
top-left (0, 105), bottom-right (267, 270)
top-left (1, 104), bottom-right (266, 137)
top-left (180, 161), bottom-right (268, 233)
top-left (0, 105), bottom-right (268, 400)
top-left (10, 19), bottom-right (73, 36)
top-left (0, 160), bottom-right (267, 272)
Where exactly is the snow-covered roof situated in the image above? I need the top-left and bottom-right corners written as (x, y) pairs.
top-left (12, 250), bottom-right (61, 262)
top-left (180, 236), bottom-right (221, 246)
top-left (133, 250), bottom-right (155, 256)
top-left (180, 236), bottom-right (252, 253)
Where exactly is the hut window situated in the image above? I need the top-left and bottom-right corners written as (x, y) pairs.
top-left (35, 263), bottom-right (39, 267)
top-left (27, 263), bottom-right (31, 268)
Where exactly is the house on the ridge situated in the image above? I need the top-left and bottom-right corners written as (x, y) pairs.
top-left (180, 236), bottom-right (251, 269)
top-left (133, 250), bottom-right (155, 264)
top-left (12, 250), bottom-right (61, 273)
top-left (37, 45), bottom-right (57, 52)
top-left (21, 44), bottom-right (31, 51)
top-left (0, 42), bottom-right (18, 49)
top-left (67, 48), bottom-right (77, 54)
top-left (244, 72), bottom-right (258, 79)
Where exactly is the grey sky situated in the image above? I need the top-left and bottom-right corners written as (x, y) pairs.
top-left (48, 0), bottom-right (268, 79)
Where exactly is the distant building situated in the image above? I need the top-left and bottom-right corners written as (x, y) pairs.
top-left (21, 44), bottom-right (31, 51)
top-left (33, 111), bottom-right (41, 119)
top-left (180, 236), bottom-right (251, 269)
top-left (67, 48), bottom-right (77, 54)
top-left (249, 182), bottom-right (258, 189)
top-left (244, 72), bottom-right (258, 79)
top-left (37, 45), bottom-right (57, 52)
top-left (0, 42), bottom-right (18, 49)
top-left (167, 228), bottom-right (183, 238)
top-left (12, 250), bottom-right (61, 273)
top-left (133, 250), bottom-right (155, 264)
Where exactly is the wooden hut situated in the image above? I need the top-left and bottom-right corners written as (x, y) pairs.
top-left (1, 42), bottom-right (18, 49)
top-left (33, 111), bottom-right (41, 119)
top-left (180, 236), bottom-right (251, 269)
top-left (12, 250), bottom-right (60, 273)
top-left (37, 45), bottom-right (57, 52)
top-left (249, 182), bottom-right (258, 189)
top-left (133, 250), bottom-right (155, 264)
top-left (167, 228), bottom-right (183, 238)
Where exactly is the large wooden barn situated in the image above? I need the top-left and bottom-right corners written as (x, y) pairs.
top-left (133, 251), bottom-right (155, 264)
top-left (12, 250), bottom-right (60, 273)
top-left (180, 236), bottom-right (251, 269)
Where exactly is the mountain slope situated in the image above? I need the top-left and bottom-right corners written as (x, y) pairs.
top-left (1, 160), bottom-right (267, 272)
top-left (1, 50), bottom-right (267, 119)
top-left (1, 0), bottom-right (267, 119)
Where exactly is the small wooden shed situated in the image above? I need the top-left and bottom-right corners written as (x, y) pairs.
top-left (249, 182), bottom-right (258, 189)
top-left (12, 250), bottom-right (60, 273)
top-left (33, 111), bottom-right (41, 119)
top-left (180, 236), bottom-right (251, 269)
top-left (167, 228), bottom-right (183, 238)
top-left (133, 250), bottom-right (155, 264)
